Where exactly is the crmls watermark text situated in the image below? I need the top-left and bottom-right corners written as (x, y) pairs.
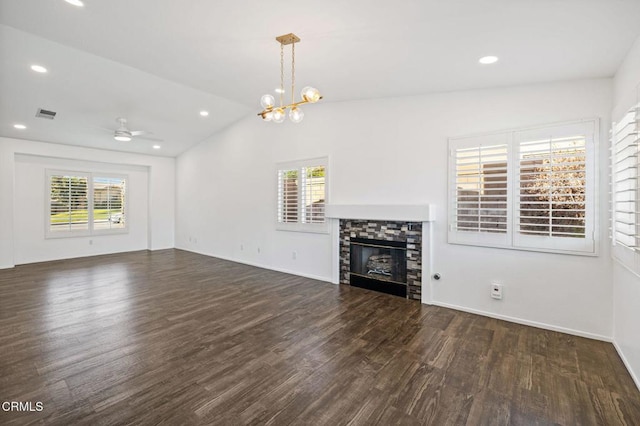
top-left (1, 401), bottom-right (44, 412)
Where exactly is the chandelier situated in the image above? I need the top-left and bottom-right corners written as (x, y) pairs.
top-left (258, 33), bottom-right (322, 123)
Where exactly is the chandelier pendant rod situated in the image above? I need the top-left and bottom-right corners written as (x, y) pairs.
top-left (291, 40), bottom-right (295, 106)
top-left (279, 41), bottom-right (284, 108)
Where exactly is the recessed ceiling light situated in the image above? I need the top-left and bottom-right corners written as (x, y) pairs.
top-left (479, 56), bottom-right (499, 65)
top-left (64, 0), bottom-right (84, 7)
top-left (275, 88), bottom-right (285, 94)
top-left (14, 124), bottom-right (26, 130)
top-left (30, 65), bottom-right (48, 73)
top-left (153, 145), bottom-right (161, 149)
top-left (199, 110), bottom-right (209, 117)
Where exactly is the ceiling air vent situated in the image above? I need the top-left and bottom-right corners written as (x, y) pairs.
top-left (35, 108), bottom-right (57, 120)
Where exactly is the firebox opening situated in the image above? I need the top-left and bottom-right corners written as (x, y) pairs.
top-left (349, 237), bottom-right (408, 298)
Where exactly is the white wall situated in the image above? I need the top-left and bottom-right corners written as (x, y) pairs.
top-left (612, 35), bottom-right (640, 389)
top-left (176, 78), bottom-right (613, 339)
top-left (0, 137), bottom-right (175, 267)
top-left (13, 154), bottom-right (149, 264)
top-left (613, 36), bottom-right (640, 119)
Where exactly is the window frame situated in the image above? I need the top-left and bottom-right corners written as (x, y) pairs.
top-left (276, 157), bottom-right (329, 234)
top-left (448, 119), bottom-right (598, 256)
top-left (45, 169), bottom-right (128, 239)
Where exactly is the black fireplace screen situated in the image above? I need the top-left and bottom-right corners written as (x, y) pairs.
top-left (349, 238), bottom-right (407, 284)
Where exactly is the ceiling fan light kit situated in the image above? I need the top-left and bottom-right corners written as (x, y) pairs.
top-left (114, 117), bottom-right (133, 141)
top-left (114, 131), bottom-right (132, 142)
top-left (258, 33), bottom-right (322, 124)
top-left (112, 117), bottom-right (159, 142)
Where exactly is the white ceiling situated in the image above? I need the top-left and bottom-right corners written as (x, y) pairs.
top-left (2, 0), bottom-right (640, 157)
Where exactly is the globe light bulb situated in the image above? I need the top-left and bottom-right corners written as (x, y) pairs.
top-left (301, 86), bottom-right (321, 103)
top-left (260, 94), bottom-right (275, 109)
top-left (272, 108), bottom-right (285, 123)
top-left (261, 110), bottom-right (273, 122)
top-left (289, 106), bottom-right (304, 123)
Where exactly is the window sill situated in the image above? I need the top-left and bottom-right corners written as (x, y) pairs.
top-left (45, 229), bottom-right (129, 239)
top-left (448, 238), bottom-right (598, 257)
top-left (276, 223), bottom-right (330, 235)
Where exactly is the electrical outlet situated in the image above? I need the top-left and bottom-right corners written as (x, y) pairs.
top-left (240, 244), bottom-right (244, 251)
top-left (292, 251), bottom-right (297, 260)
top-left (257, 247), bottom-right (261, 254)
top-left (491, 283), bottom-right (503, 300)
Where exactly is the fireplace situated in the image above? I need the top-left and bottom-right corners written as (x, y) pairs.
top-left (349, 238), bottom-right (408, 297)
top-left (339, 220), bottom-right (423, 300)
top-left (326, 204), bottom-right (434, 302)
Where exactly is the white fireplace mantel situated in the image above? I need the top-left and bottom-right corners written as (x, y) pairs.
top-left (325, 204), bottom-right (435, 222)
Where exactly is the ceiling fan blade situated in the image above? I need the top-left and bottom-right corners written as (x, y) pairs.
top-left (130, 130), bottom-right (150, 136)
top-left (136, 134), bottom-right (164, 142)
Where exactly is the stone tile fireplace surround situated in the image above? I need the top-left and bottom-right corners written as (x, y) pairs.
top-left (326, 205), bottom-right (434, 304)
top-left (340, 220), bottom-right (423, 300)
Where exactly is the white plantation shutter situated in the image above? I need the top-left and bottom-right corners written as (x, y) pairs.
top-left (513, 123), bottom-right (594, 253)
top-left (48, 172), bottom-right (89, 234)
top-left (449, 120), bottom-right (596, 255)
top-left (611, 103), bottom-right (640, 268)
top-left (302, 166), bottom-right (325, 224)
top-left (93, 176), bottom-right (127, 231)
top-left (453, 144), bottom-right (508, 234)
top-left (46, 170), bottom-right (128, 238)
top-left (277, 169), bottom-right (299, 223)
top-left (449, 133), bottom-right (511, 248)
top-left (276, 158), bottom-right (328, 233)
top-left (517, 138), bottom-right (586, 238)
top-left (454, 145), bottom-right (507, 234)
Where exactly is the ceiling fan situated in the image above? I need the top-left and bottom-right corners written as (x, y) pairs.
top-left (112, 117), bottom-right (160, 142)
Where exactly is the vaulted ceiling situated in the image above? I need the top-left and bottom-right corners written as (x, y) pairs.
top-left (2, 0), bottom-right (640, 157)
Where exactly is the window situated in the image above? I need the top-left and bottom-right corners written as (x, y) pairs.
top-left (49, 173), bottom-right (90, 234)
top-left (93, 176), bottom-right (126, 231)
top-left (449, 120), bottom-right (597, 255)
top-left (278, 168), bottom-right (299, 223)
top-left (277, 157), bottom-right (328, 233)
top-left (453, 141), bottom-right (508, 236)
top-left (47, 170), bottom-right (127, 237)
top-left (611, 102), bottom-right (640, 271)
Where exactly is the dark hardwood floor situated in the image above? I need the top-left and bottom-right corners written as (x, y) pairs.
top-left (1, 249), bottom-right (639, 425)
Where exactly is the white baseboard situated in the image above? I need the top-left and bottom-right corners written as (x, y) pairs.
top-left (148, 245), bottom-right (175, 251)
top-left (431, 301), bottom-right (612, 342)
top-left (175, 247), bottom-right (334, 284)
top-left (613, 340), bottom-right (640, 392)
top-left (14, 247), bottom-right (150, 267)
